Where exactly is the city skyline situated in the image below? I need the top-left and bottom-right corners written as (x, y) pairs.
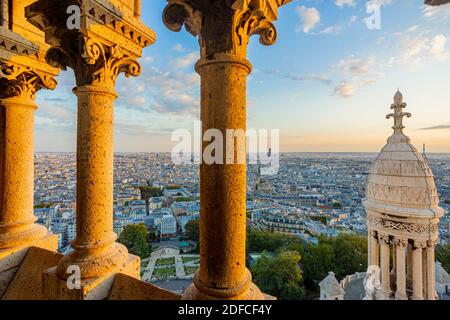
top-left (35, 0), bottom-right (450, 153)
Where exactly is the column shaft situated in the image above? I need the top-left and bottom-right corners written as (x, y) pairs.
top-left (0, 98), bottom-right (47, 249)
top-left (426, 245), bottom-right (436, 300)
top-left (395, 240), bottom-right (407, 300)
top-left (370, 231), bottom-right (379, 267)
top-left (134, 0), bottom-right (141, 17)
top-left (56, 85), bottom-right (127, 279)
top-left (0, 0), bottom-right (8, 27)
top-left (412, 242), bottom-right (424, 300)
top-left (193, 55), bottom-right (257, 299)
top-left (380, 235), bottom-right (391, 296)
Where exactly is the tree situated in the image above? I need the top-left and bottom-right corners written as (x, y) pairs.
top-left (332, 202), bottom-right (342, 209)
top-left (247, 230), bottom-right (304, 254)
top-left (301, 233), bottom-right (367, 292)
top-left (436, 244), bottom-right (450, 273)
top-left (252, 251), bottom-right (305, 300)
top-left (185, 219), bottom-right (200, 242)
top-left (118, 223), bottom-right (151, 259)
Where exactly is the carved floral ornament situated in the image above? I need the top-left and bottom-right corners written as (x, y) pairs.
top-left (368, 216), bottom-right (438, 236)
top-left (0, 62), bottom-right (57, 101)
top-left (45, 35), bottom-right (141, 88)
top-left (162, 0), bottom-right (292, 57)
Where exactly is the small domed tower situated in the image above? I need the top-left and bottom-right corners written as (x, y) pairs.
top-left (363, 90), bottom-right (444, 300)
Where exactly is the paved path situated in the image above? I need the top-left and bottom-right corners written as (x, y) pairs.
top-left (142, 247), bottom-right (200, 282)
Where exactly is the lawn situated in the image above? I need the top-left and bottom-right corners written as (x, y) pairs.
top-left (153, 267), bottom-right (176, 278)
top-left (184, 266), bottom-right (198, 275)
top-left (155, 257), bottom-right (175, 267)
top-left (181, 256), bottom-right (199, 264)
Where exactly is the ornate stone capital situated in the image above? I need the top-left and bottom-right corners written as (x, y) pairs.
top-left (413, 240), bottom-right (427, 250)
top-left (394, 238), bottom-right (408, 248)
top-left (163, 0), bottom-right (292, 57)
top-left (427, 240), bottom-right (438, 248)
top-left (26, 0), bottom-right (154, 88)
top-left (0, 62), bottom-right (57, 103)
top-left (378, 233), bottom-right (390, 244)
top-left (46, 35), bottom-right (141, 89)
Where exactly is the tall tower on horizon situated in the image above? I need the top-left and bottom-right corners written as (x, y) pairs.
top-left (363, 90), bottom-right (444, 300)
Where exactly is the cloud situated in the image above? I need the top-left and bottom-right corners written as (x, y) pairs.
top-left (172, 52), bottom-right (199, 69)
top-left (296, 6), bottom-right (320, 33)
top-left (173, 44), bottom-right (185, 52)
top-left (428, 34), bottom-right (449, 61)
top-left (333, 82), bottom-right (355, 97)
top-left (264, 70), bottom-right (332, 85)
top-left (422, 4), bottom-right (450, 20)
top-left (420, 123), bottom-right (450, 130)
top-left (398, 33), bottom-right (449, 65)
top-left (335, 0), bottom-right (356, 7)
top-left (319, 26), bottom-right (342, 35)
top-left (336, 55), bottom-right (376, 77)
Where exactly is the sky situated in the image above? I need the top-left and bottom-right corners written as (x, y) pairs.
top-left (35, 0), bottom-right (450, 153)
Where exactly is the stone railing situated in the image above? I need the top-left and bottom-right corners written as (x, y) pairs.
top-left (340, 272), bottom-right (367, 290)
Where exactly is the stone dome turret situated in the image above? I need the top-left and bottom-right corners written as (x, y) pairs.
top-left (363, 91), bottom-right (444, 218)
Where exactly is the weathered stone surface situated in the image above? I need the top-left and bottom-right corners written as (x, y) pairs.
top-left (2, 247), bottom-right (63, 300)
top-left (43, 254), bottom-right (140, 300)
top-left (0, 233), bottom-right (58, 297)
top-left (108, 273), bottom-right (181, 300)
top-left (26, 0), bottom-right (155, 291)
top-left (163, 0), bottom-right (292, 300)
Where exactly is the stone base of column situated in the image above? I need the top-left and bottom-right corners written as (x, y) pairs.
top-left (42, 253), bottom-right (140, 300)
top-left (395, 292), bottom-right (408, 300)
top-left (0, 232), bottom-right (58, 297)
top-left (375, 288), bottom-right (393, 300)
top-left (181, 282), bottom-right (266, 300)
top-left (411, 294), bottom-right (424, 300)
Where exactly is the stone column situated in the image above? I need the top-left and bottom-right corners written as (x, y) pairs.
top-left (0, 63), bottom-right (58, 297)
top-left (134, 0), bottom-right (141, 17)
top-left (407, 243), bottom-right (413, 281)
top-left (0, 64), bottom-right (56, 251)
top-left (379, 233), bottom-right (392, 297)
top-left (368, 229), bottom-right (373, 266)
top-left (394, 238), bottom-right (408, 300)
top-left (46, 39), bottom-right (142, 282)
top-left (426, 241), bottom-right (436, 300)
top-left (422, 247), bottom-right (427, 299)
top-left (163, 0), bottom-right (291, 300)
top-left (411, 241), bottom-right (424, 300)
top-left (369, 230), bottom-right (379, 267)
top-left (0, 0), bottom-right (8, 27)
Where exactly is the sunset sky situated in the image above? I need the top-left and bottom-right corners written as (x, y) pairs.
top-left (35, 0), bottom-right (450, 153)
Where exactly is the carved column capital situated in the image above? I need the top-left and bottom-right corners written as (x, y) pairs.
top-left (46, 35), bottom-right (141, 90)
top-left (427, 239), bottom-right (438, 248)
top-left (163, 0), bottom-right (292, 58)
top-left (378, 232), bottom-right (390, 244)
top-left (0, 62), bottom-right (57, 104)
top-left (394, 238), bottom-right (408, 248)
top-left (413, 240), bottom-right (428, 250)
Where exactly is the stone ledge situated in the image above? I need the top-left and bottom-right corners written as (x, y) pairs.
top-left (43, 253), bottom-right (140, 300)
top-left (0, 232), bottom-right (58, 297)
top-left (2, 247), bottom-right (63, 300)
top-left (108, 273), bottom-right (181, 300)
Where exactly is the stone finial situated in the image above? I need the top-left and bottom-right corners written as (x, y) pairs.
top-left (386, 90), bottom-right (411, 134)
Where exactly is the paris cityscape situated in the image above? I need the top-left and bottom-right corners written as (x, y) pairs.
top-left (2, 0), bottom-right (450, 311)
top-left (32, 151), bottom-right (450, 298)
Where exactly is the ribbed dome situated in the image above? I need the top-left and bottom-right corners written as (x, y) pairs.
top-left (363, 91), bottom-right (444, 218)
